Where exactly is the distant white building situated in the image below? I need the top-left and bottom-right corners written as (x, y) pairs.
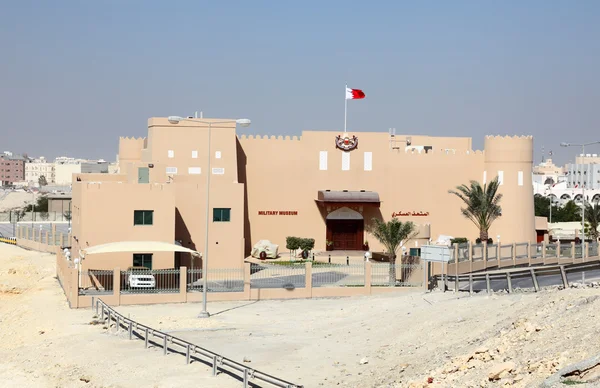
top-left (25, 156), bottom-right (56, 185)
top-left (53, 156), bottom-right (110, 185)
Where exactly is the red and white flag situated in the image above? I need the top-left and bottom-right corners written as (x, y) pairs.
top-left (345, 87), bottom-right (365, 100)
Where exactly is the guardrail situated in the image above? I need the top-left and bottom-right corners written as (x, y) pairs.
top-left (91, 297), bottom-right (303, 388)
top-left (434, 261), bottom-right (600, 294)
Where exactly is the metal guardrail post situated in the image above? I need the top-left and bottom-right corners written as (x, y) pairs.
top-left (527, 241), bottom-right (531, 266)
top-left (560, 266), bottom-right (569, 288)
top-left (506, 273), bottom-right (512, 293)
top-left (571, 242), bottom-right (575, 261)
top-left (212, 356), bottom-right (218, 376)
top-left (530, 268), bottom-right (539, 292)
top-left (145, 328), bottom-right (149, 348)
top-left (116, 316), bottom-right (120, 333)
top-left (128, 322), bottom-right (133, 340)
top-left (107, 311), bottom-right (111, 328)
top-left (485, 274), bottom-right (491, 294)
top-left (186, 344), bottom-right (191, 364)
top-left (468, 274), bottom-right (473, 295)
top-left (163, 336), bottom-right (168, 355)
top-left (243, 369), bottom-right (249, 388)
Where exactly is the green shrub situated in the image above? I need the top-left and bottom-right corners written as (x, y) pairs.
top-left (286, 236), bottom-right (300, 250)
top-left (298, 238), bottom-right (315, 252)
top-left (450, 237), bottom-right (468, 245)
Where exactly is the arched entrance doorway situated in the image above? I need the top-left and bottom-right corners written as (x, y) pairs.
top-left (326, 207), bottom-right (364, 250)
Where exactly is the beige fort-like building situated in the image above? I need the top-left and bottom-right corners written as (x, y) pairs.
top-left (70, 117), bottom-right (535, 270)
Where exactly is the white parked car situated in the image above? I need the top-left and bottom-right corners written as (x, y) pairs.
top-left (126, 266), bottom-right (156, 289)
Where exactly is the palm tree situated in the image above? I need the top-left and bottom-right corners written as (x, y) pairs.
top-left (368, 218), bottom-right (417, 286)
top-left (448, 176), bottom-right (503, 241)
top-left (584, 202), bottom-right (600, 241)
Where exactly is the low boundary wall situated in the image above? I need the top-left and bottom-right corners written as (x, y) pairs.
top-left (56, 257), bottom-right (425, 309)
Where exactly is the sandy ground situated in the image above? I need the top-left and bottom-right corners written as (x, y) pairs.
top-left (0, 190), bottom-right (39, 212)
top-left (2, 243), bottom-right (600, 387)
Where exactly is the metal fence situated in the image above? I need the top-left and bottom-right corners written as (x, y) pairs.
top-left (0, 211), bottom-right (70, 222)
top-left (486, 244), bottom-right (498, 261)
top-left (79, 270), bottom-right (114, 295)
top-left (591, 243), bottom-right (599, 257)
top-left (457, 243), bottom-right (469, 262)
top-left (371, 259), bottom-right (422, 287)
top-left (500, 244), bottom-right (513, 260)
top-left (546, 243), bottom-right (558, 257)
top-left (250, 264), bottom-right (306, 289)
top-left (530, 243), bottom-right (543, 259)
top-left (515, 243), bottom-right (528, 259)
top-left (472, 244), bottom-right (484, 261)
top-left (120, 269), bottom-right (180, 294)
top-left (311, 264), bottom-right (365, 287)
top-left (559, 243), bottom-right (572, 258)
top-left (92, 298), bottom-right (303, 388)
top-left (187, 268), bottom-right (244, 292)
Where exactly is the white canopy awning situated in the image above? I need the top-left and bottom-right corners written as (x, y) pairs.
top-left (81, 241), bottom-right (201, 256)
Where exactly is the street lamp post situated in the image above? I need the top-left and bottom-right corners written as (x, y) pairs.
top-left (168, 116), bottom-right (251, 318)
top-left (560, 141), bottom-right (600, 258)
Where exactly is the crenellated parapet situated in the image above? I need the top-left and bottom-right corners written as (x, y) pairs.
top-left (238, 134), bottom-right (302, 141)
top-left (484, 135), bottom-right (533, 163)
top-left (118, 136), bottom-right (146, 162)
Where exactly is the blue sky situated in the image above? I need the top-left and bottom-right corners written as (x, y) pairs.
top-left (1, 1), bottom-right (600, 164)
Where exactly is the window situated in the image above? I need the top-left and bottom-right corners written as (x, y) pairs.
top-left (134, 210), bottom-right (153, 225)
top-left (364, 152), bottom-right (372, 171)
top-left (133, 253), bottom-right (153, 269)
top-left (191, 150), bottom-right (198, 158)
top-left (342, 152), bottom-right (350, 171)
top-left (213, 208), bottom-right (231, 222)
top-left (319, 151), bottom-right (328, 170)
top-left (188, 167), bottom-right (201, 174)
top-left (168, 150), bottom-right (174, 158)
top-left (166, 167), bottom-right (177, 174)
top-left (518, 171), bottom-right (523, 186)
top-left (215, 151), bottom-right (222, 159)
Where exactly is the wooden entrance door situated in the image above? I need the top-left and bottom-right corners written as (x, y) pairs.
top-left (327, 220), bottom-right (364, 250)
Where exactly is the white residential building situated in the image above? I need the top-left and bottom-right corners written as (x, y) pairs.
top-left (25, 156), bottom-right (55, 185)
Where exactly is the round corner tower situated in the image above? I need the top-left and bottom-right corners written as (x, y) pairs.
top-left (484, 135), bottom-right (535, 244)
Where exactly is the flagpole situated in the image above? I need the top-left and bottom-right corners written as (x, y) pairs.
top-left (344, 84), bottom-right (347, 133)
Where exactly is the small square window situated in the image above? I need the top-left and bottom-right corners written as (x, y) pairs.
top-left (134, 210), bottom-right (153, 225)
top-left (213, 208), bottom-right (231, 222)
top-left (133, 253), bottom-right (153, 269)
top-left (191, 150), bottom-right (198, 158)
top-left (166, 167), bottom-right (177, 174)
top-left (168, 150), bottom-right (174, 158)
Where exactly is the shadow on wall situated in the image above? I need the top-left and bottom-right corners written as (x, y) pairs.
top-left (236, 138), bottom-right (252, 256)
top-left (175, 207), bottom-right (198, 268)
